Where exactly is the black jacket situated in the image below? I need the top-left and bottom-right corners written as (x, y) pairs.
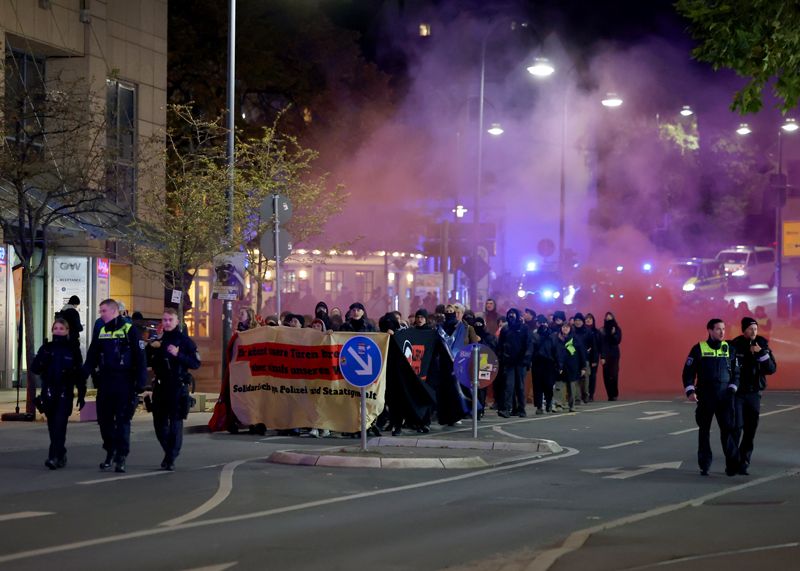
top-left (147, 327), bottom-right (201, 409)
top-left (572, 325), bottom-right (598, 365)
top-left (58, 306), bottom-right (83, 344)
top-left (32, 335), bottom-right (85, 402)
top-left (497, 323), bottom-right (531, 367)
top-left (340, 317), bottom-right (377, 332)
top-left (83, 316), bottom-right (147, 392)
top-left (600, 321), bottom-right (622, 359)
top-left (553, 333), bottom-right (586, 382)
top-left (682, 337), bottom-right (740, 394)
top-left (730, 335), bottom-right (776, 393)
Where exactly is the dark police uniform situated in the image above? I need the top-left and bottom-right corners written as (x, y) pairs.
top-left (682, 338), bottom-right (740, 475)
top-left (730, 334), bottom-right (776, 473)
top-left (31, 335), bottom-right (85, 468)
top-left (146, 327), bottom-right (201, 470)
top-left (83, 315), bottom-right (146, 472)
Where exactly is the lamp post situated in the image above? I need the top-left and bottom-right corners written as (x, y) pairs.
top-left (222, 0), bottom-right (236, 376)
top-left (737, 117), bottom-right (797, 313)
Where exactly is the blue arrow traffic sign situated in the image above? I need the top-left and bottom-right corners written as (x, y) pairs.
top-left (339, 336), bottom-right (382, 387)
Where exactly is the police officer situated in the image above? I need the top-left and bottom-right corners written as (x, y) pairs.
top-left (32, 318), bottom-right (85, 469)
top-left (142, 308), bottom-right (200, 471)
top-left (682, 318), bottom-right (740, 476)
top-left (730, 317), bottom-right (777, 475)
top-left (83, 298), bottom-right (147, 473)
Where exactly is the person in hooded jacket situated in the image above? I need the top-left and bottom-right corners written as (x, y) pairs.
top-left (531, 314), bottom-right (555, 414)
top-left (497, 308), bottom-right (532, 418)
top-left (436, 304), bottom-right (479, 356)
top-left (584, 313), bottom-right (603, 402)
top-left (472, 316), bottom-right (497, 418)
top-left (314, 301), bottom-right (332, 331)
top-left (340, 302), bottom-right (376, 332)
top-left (600, 311), bottom-right (622, 401)
top-left (553, 322), bottom-right (587, 412)
top-left (571, 313), bottom-right (595, 404)
top-left (57, 295), bottom-right (84, 348)
top-left (142, 308), bottom-right (201, 470)
top-left (32, 318), bottom-right (86, 469)
top-left (730, 317), bottom-right (777, 474)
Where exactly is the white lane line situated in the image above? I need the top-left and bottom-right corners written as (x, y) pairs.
top-left (624, 542), bottom-right (800, 570)
top-left (527, 466), bottom-right (800, 571)
top-left (160, 458), bottom-right (262, 527)
top-left (0, 511), bottom-right (53, 522)
top-left (77, 463), bottom-right (227, 485)
top-left (180, 562), bottom-right (237, 571)
top-left (0, 448), bottom-right (580, 564)
top-left (668, 403), bottom-right (800, 436)
top-left (761, 404), bottom-right (800, 417)
top-left (669, 428), bottom-right (698, 435)
top-left (599, 440), bottom-right (643, 450)
top-left (492, 426), bottom-right (527, 440)
top-left (637, 411), bottom-right (679, 421)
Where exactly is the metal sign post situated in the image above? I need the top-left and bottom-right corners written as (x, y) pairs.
top-left (472, 343), bottom-right (480, 439)
top-left (272, 194), bottom-right (281, 318)
top-left (340, 335), bottom-right (383, 452)
top-left (360, 387), bottom-right (367, 451)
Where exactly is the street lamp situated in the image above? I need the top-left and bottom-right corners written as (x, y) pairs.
top-left (487, 123), bottom-right (504, 136)
top-left (736, 123), bottom-right (752, 135)
top-left (527, 57), bottom-right (555, 77)
top-left (680, 105), bottom-right (694, 117)
top-left (601, 92), bottom-right (624, 108)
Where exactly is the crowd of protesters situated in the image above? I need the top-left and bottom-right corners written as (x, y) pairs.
top-left (230, 295), bottom-right (627, 437)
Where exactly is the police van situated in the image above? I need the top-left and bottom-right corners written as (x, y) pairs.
top-left (715, 245), bottom-right (776, 289)
top-left (667, 258), bottom-right (728, 296)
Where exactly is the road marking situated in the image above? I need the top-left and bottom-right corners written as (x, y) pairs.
top-left (181, 562), bottom-right (237, 571)
top-left (0, 511), bottom-right (53, 522)
top-left (669, 428), bottom-right (698, 435)
top-left (624, 542), bottom-right (800, 570)
top-left (77, 463), bottom-right (228, 485)
top-left (492, 426), bottom-right (527, 439)
top-left (599, 440), bottom-right (642, 449)
top-left (582, 461), bottom-right (682, 480)
top-left (528, 467), bottom-right (800, 571)
top-left (637, 411), bottom-right (679, 421)
top-left (160, 458), bottom-right (262, 527)
top-left (762, 404), bottom-right (800, 416)
top-left (0, 448), bottom-right (580, 564)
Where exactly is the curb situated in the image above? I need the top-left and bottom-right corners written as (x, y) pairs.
top-left (267, 436), bottom-right (561, 469)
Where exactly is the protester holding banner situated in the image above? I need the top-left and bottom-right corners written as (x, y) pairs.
top-left (237, 308), bottom-right (257, 332)
top-left (340, 302), bottom-right (376, 332)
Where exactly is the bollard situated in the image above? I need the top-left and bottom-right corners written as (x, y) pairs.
top-left (472, 343), bottom-right (480, 439)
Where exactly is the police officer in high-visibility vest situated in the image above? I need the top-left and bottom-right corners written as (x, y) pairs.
top-left (83, 298), bottom-right (147, 473)
top-left (682, 318), bottom-right (741, 476)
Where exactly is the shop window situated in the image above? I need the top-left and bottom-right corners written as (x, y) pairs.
top-left (282, 270), bottom-right (297, 294)
top-left (184, 269), bottom-right (211, 338)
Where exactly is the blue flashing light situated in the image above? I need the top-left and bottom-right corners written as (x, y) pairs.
top-left (526, 261), bottom-right (537, 272)
top-left (642, 262), bottom-right (653, 272)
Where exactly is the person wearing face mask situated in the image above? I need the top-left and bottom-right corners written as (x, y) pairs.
top-left (437, 304), bottom-right (479, 354)
top-left (483, 298), bottom-right (500, 334)
top-left (730, 317), bottom-right (776, 475)
top-left (682, 318), bottom-right (741, 476)
top-left (472, 316), bottom-right (497, 418)
top-left (600, 311), bottom-right (622, 401)
top-left (584, 313), bottom-right (602, 402)
top-left (553, 322), bottom-right (586, 413)
top-left (314, 301), bottom-right (332, 331)
top-left (340, 302), bottom-right (376, 332)
top-left (571, 313), bottom-right (595, 404)
top-left (32, 318), bottom-right (86, 469)
top-left (414, 308), bottom-right (430, 330)
top-left (531, 314), bottom-right (555, 414)
top-left (496, 308), bottom-right (532, 418)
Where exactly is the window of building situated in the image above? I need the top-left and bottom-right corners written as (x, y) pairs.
top-left (354, 271), bottom-right (373, 300)
top-left (282, 270), bottom-right (297, 294)
top-left (419, 23), bottom-right (432, 37)
top-left (106, 79), bottom-right (137, 211)
top-left (183, 268), bottom-right (212, 338)
top-left (3, 48), bottom-right (45, 147)
top-left (323, 270), bottom-right (343, 294)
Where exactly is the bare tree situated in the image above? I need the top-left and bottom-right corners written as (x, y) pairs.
top-left (0, 61), bottom-right (123, 414)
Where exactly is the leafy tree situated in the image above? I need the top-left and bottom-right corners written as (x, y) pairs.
top-left (0, 61), bottom-right (121, 413)
top-left (676, 0), bottom-right (800, 114)
top-left (235, 117), bottom-right (346, 314)
top-left (132, 105), bottom-right (233, 323)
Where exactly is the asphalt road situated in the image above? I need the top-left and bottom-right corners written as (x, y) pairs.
top-left (0, 392), bottom-right (798, 571)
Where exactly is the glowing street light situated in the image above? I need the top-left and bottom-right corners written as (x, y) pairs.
top-left (781, 118), bottom-right (799, 132)
top-left (452, 204), bottom-right (469, 218)
top-left (680, 105), bottom-right (693, 117)
top-left (736, 123), bottom-right (752, 136)
top-left (527, 57), bottom-right (555, 77)
top-left (601, 93), bottom-right (623, 108)
top-left (487, 123), bottom-right (504, 136)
